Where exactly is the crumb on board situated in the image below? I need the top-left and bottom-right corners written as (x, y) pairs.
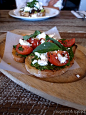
top-left (76, 74), bottom-right (80, 78)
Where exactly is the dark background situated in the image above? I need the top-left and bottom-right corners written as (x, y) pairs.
top-left (0, 0), bottom-right (81, 10)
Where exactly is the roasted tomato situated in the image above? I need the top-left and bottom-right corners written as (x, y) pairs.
top-left (27, 38), bottom-right (40, 49)
top-left (16, 44), bottom-right (33, 55)
top-left (47, 51), bottom-right (70, 66)
top-left (58, 38), bottom-right (75, 47)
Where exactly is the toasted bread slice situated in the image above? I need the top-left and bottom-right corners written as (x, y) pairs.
top-left (12, 48), bottom-right (25, 63)
top-left (25, 53), bottom-right (74, 78)
top-left (25, 45), bottom-right (77, 78)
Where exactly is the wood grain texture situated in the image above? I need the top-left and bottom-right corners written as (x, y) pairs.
top-left (0, 10), bottom-right (86, 32)
top-left (0, 30), bottom-right (86, 110)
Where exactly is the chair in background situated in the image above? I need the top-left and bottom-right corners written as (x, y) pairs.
top-left (62, 0), bottom-right (81, 10)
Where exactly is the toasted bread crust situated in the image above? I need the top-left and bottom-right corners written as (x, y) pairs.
top-left (25, 54), bottom-right (74, 78)
top-left (12, 48), bottom-right (25, 63)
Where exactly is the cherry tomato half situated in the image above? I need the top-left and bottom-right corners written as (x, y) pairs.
top-left (58, 38), bottom-right (75, 47)
top-left (16, 44), bottom-right (33, 55)
top-left (47, 51), bottom-right (70, 66)
top-left (27, 38), bottom-right (40, 49)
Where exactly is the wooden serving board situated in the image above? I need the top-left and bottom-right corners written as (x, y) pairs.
top-left (0, 30), bottom-right (86, 110)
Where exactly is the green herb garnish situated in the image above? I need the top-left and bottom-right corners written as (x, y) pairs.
top-left (23, 30), bottom-right (41, 40)
top-left (19, 54), bottom-right (27, 58)
top-left (13, 45), bottom-right (16, 49)
top-left (26, 0), bottom-right (38, 8)
top-left (18, 46), bottom-right (24, 51)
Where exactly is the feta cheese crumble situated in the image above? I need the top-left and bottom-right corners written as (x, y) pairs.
top-left (40, 39), bottom-right (45, 44)
top-left (34, 2), bottom-right (43, 10)
top-left (36, 32), bottom-right (46, 40)
top-left (33, 52), bottom-right (48, 66)
top-left (19, 39), bottom-right (32, 46)
top-left (57, 53), bottom-right (68, 63)
top-left (76, 74), bottom-right (80, 78)
top-left (38, 59), bottom-right (48, 66)
top-left (32, 60), bottom-right (37, 64)
top-left (24, 6), bottom-right (32, 12)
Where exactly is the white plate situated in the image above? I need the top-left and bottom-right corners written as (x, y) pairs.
top-left (9, 7), bottom-right (60, 21)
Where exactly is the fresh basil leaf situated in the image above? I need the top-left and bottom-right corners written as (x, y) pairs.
top-left (23, 30), bottom-right (41, 40)
top-left (33, 42), bottom-right (61, 53)
top-left (18, 46), bottom-right (24, 51)
top-left (13, 45), bottom-right (16, 49)
top-left (46, 35), bottom-right (66, 50)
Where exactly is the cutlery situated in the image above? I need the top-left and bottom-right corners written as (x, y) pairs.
top-left (76, 11), bottom-right (86, 20)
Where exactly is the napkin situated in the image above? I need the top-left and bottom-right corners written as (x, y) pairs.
top-left (71, 10), bottom-right (86, 19)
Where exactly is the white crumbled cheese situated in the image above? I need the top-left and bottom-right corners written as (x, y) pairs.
top-left (24, 6), bottom-right (32, 12)
top-left (34, 2), bottom-right (43, 10)
top-left (31, 13), bottom-right (38, 17)
top-left (57, 53), bottom-right (68, 63)
top-left (38, 59), bottom-right (48, 66)
top-left (34, 52), bottom-right (40, 58)
top-left (63, 51), bottom-right (66, 53)
top-left (32, 60), bottom-right (37, 64)
top-left (40, 38), bottom-right (45, 44)
top-left (34, 52), bottom-right (48, 66)
top-left (31, 38), bottom-right (34, 40)
top-left (19, 39), bottom-right (32, 46)
top-left (54, 51), bottom-right (58, 53)
top-left (68, 48), bottom-right (70, 50)
top-left (40, 53), bottom-right (47, 60)
top-left (40, 39), bottom-right (45, 44)
top-left (36, 32), bottom-right (46, 40)
top-left (76, 74), bottom-right (80, 78)
top-left (55, 56), bottom-right (58, 59)
top-left (31, 41), bottom-right (34, 43)
top-left (37, 42), bottom-right (39, 45)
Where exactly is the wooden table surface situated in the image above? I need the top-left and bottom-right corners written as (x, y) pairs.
top-left (0, 10), bottom-right (86, 115)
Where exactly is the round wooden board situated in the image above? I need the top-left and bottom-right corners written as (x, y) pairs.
top-left (0, 30), bottom-right (86, 110)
